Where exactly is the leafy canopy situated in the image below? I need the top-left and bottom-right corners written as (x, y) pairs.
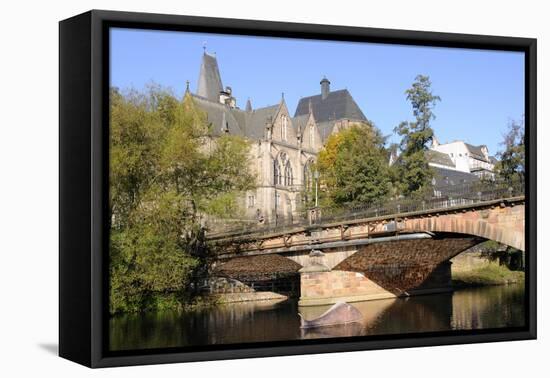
top-left (109, 85), bottom-right (254, 314)
top-left (496, 117), bottom-right (525, 183)
top-left (394, 75), bottom-right (440, 197)
top-left (316, 123), bottom-right (392, 207)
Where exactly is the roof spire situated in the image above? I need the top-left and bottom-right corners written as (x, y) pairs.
top-left (308, 99), bottom-right (313, 114)
top-left (245, 98), bottom-right (252, 112)
top-left (197, 49), bottom-right (223, 102)
top-left (185, 80), bottom-right (190, 94)
top-left (202, 41), bottom-right (207, 53)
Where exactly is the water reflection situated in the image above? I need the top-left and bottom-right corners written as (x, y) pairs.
top-left (109, 284), bottom-right (525, 351)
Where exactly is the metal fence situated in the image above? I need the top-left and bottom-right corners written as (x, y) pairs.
top-left (206, 179), bottom-right (525, 238)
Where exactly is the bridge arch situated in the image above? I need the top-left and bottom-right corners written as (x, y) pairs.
top-left (401, 203), bottom-right (525, 251)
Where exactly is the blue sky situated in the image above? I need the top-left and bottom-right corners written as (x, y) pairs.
top-left (110, 28), bottom-right (525, 155)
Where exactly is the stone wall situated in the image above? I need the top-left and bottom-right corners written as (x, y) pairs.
top-left (299, 269), bottom-right (394, 306)
top-left (450, 251), bottom-right (496, 272)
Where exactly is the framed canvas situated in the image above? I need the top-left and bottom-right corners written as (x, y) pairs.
top-left (59, 9), bottom-right (537, 368)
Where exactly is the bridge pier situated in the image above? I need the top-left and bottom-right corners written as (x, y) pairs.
top-left (298, 261), bottom-right (454, 307)
top-left (296, 235), bottom-right (479, 307)
top-left (298, 265), bottom-right (395, 306)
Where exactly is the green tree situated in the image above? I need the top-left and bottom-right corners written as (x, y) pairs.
top-left (496, 117), bottom-right (525, 183)
top-left (109, 86), bottom-right (254, 314)
top-left (316, 124), bottom-right (392, 207)
top-left (394, 75), bottom-right (440, 197)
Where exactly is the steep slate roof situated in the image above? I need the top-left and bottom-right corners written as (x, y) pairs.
top-left (192, 93), bottom-right (279, 140)
top-left (191, 94), bottom-right (243, 136)
top-left (432, 167), bottom-right (479, 190)
top-left (241, 104), bottom-right (279, 139)
top-left (316, 120), bottom-right (337, 142)
top-left (291, 114), bottom-right (309, 136)
top-left (197, 52), bottom-right (223, 102)
top-left (427, 150), bottom-right (455, 168)
top-left (294, 89), bottom-right (367, 123)
top-left (465, 143), bottom-right (489, 162)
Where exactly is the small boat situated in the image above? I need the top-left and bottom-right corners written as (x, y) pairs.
top-left (299, 302), bottom-right (363, 329)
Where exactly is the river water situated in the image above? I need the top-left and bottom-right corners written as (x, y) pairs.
top-left (109, 284), bottom-right (525, 351)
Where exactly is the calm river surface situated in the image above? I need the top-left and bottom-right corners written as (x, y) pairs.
top-left (109, 284), bottom-right (525, 351)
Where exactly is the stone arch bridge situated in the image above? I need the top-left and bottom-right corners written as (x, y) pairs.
top-left (208, 195), bottom-right (525, 306)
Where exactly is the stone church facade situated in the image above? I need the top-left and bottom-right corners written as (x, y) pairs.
top-left (189, 51), bottom-right (370, 223)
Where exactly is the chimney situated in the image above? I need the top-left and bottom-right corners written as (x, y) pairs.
top-left (320, 76), bottom-right (330, 100)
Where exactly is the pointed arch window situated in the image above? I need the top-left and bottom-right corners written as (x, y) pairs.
top-left (309, 124), bottom-right (315, 146)
top-left (281, 115), bottom-right (288, 141)
top-left (284, 161), bottom-right (293, 186)
top-left (273, 159), bottom-right (282, 186)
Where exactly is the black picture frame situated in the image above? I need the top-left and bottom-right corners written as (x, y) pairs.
top-left (59, 9), bottom-right (537, 368)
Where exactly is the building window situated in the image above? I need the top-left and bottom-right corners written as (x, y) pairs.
top-left (281, 115), bottom-right (288, 141)
top-left (284, 162), bottom-right (293, 186)
top-left (248, 195), bottom-right (255, 208)
top-left (309, 124), bottom-right (314, 146)
top-left (273, 159), bottom-right (282, 186)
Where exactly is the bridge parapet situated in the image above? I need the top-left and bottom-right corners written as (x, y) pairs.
top-left (207, 180), bottom-right (524, 243)
top-left (210, 196), bottom-right (525, 259)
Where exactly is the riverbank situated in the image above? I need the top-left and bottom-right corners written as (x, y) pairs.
top-left (452, 263), bottom-right (524, 288)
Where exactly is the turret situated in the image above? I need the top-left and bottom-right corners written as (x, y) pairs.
top-left (320, 76), bottom-right (330, 100)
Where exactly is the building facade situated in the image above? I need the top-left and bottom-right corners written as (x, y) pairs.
top-left (190, 52), bottom-right (369, 223)
top-left (426, 138), bottom-right (497, 196)
top-left (190, 51), bottom-right (497, 223)
top-left (430, 138), bottom-right (496, 179)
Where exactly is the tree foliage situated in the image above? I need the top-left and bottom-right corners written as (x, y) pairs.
top-left (394, 75), bottom-right (440, 197)
top-left (496, 117), bottom-right (525, 183)
top-left (316, 123), bottom-right (392, 207)
top-left (109, 86), bottom-right (254, 314)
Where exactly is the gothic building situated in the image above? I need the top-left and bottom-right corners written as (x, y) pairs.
top-left (189, 51), bottom-right (369, 223)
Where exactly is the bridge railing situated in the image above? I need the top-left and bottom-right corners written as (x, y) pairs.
top-left (206, 179), bottom-right (524, 238)
top-left (317, 179), bottom-right (525, 225)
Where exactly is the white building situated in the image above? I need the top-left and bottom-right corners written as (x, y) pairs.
top-left (430, 137), bottom-right (496, 179)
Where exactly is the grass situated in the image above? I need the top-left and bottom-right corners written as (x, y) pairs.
top-left (452, 263), bottom-right (525, 288)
